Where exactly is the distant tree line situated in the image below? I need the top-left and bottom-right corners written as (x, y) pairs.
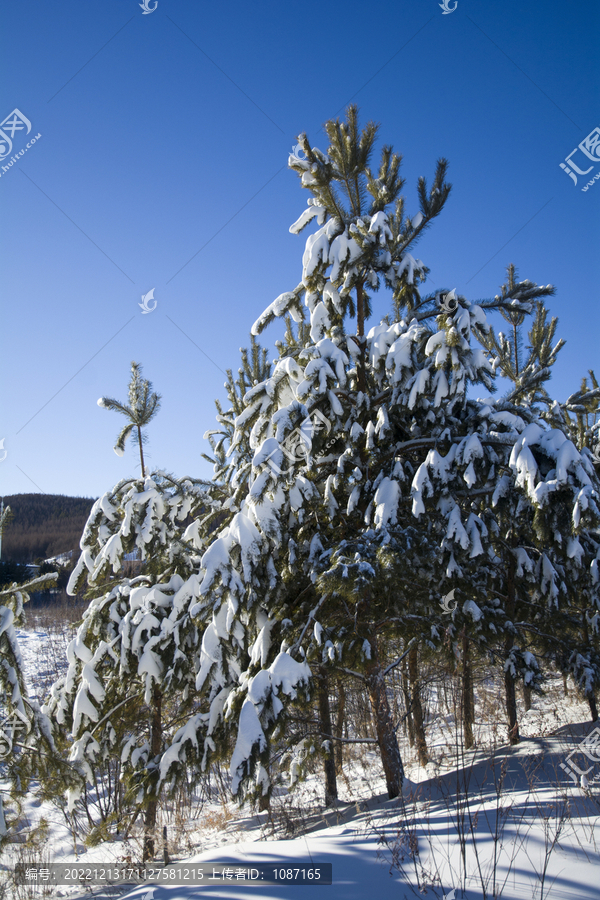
top-left (0, 493), bottom-right (96, 564)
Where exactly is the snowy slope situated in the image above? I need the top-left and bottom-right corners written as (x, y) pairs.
top-left (9, 729), bottom-right (600, 900)
top-left (4, 628), bottom-right (600, 900)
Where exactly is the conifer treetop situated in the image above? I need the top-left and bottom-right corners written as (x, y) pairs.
top-left (252, 105), bottom-right (452, 343)
top-left (558, 369), bottom-right (600, 461)
top-left (98, 361), bottom-right (161, 477)
top-left (474, 265), bottom-right (560, 410)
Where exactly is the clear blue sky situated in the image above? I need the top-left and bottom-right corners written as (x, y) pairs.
top-left (1, 0), bottom-right (598, 499)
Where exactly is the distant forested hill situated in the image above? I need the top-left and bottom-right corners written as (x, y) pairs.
top-left (0, 493), bottom-right (96, 563)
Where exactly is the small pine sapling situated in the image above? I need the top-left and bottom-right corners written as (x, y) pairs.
top-left (98, 361), bottom-right (161, 477)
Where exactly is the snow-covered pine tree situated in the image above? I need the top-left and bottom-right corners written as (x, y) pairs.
top-left (466, 275), bottom-right (561, 740)
top-left (162, 107), bottom-right (509, 800)
top-left (553, 371), bottom-right (600, 718)
top-left (160, 107), bottom-right (455, 801)
top-left (472, 277), bottom-right (600, 730)
top-left (45, 471), bottom-right (222, 858)
top-left (152, 338), bottom-right (315, 806)
top-left (0, 504), bottom-right (63, 844)
top-left (497, 414), bottom-right (600, 725)
top-left (243, 110), bottom-right (585, 781)
top-left (160, 106), bottom-right (599, 809)
top-left (396, 281), bottom-right (600, 747)
top-left (48, 359), bottom-right (227, 861)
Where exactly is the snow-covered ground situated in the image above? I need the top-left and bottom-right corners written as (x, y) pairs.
top-left (2, 623), bottom-right (599, 900)
top-left (12, 624), bottom-right (73, 707)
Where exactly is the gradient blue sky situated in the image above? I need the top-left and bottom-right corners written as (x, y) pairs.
top-left (1, 0), bottom-right (598, 500)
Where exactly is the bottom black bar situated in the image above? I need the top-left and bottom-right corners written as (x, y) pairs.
top-left (15, 862), bottom-right (332, 885)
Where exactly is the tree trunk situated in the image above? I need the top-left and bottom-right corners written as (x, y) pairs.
top-left (333, 680), bottom-right (346, 775)
top-left (317, 668), bottom-right (338, 806)
top-left (523, 683), bottom-right (532, 712)
top-left (138, 425), bottom-right (146, 478)
top-left (258, 793), bottom-right (271, 812)
top-left (462, 632), bottom-right (475, 750)
top-left (408, 644), bottom-right (429, 766)
top-left (143, 686), bottom-right (162, 862)
top-left (401, 659), bottom-right (415, 747)
top-left (162, 825), bottom-right (170, 866)
top-left (364, 634), bottom-right (404, 799)
top-left (504, 557), bottom-right (520, 745)
top-left (581, 615), bottom-right (599, 722)
top-left (256, 761), bottom-right (272, 812)
top-left (504, 669), bottom-right (519, 745)
top-left (562, 673), bottom-right (569, 696)
top-left (356, 280), bottom-right (366, 392)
